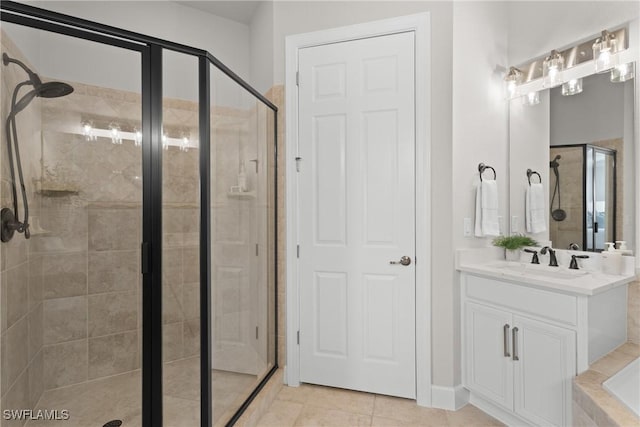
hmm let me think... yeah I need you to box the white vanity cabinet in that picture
[461,273,607,427]
[464,301,575,427]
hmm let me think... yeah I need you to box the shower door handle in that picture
[390,256,411,266]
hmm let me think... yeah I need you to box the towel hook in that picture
[478,163,496,182]
[526,169,542,185]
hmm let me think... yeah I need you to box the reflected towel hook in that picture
[478,163,496,181]
[526,169,542,185]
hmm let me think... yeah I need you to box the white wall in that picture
[250,0,274,95]
[507,1,640,65]
[18,1,252,101]
[451,0,509,386]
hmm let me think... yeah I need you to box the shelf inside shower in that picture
[34,180,80,197]
[227,190,256,199]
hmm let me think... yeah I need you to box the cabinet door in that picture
[464,302,513,410]
[513,316,576,427]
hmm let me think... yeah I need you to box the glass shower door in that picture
[1,21,144,426]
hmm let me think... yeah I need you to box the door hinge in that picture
[296,71,299,86]
[256,326,259,340]
[256,243,259,256]
[297,330,300,345]
[297,244,300,258]
[141,242,151,274]
[295,157,302,172]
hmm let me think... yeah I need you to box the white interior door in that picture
[297,31,416,398]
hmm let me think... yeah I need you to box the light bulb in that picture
[561,78,583,96]
[593,30,618,73]
[109,124,122,145]
[134,130,143,147]
[522,91,540,106]
[180,137,189,152]
[611,62,634,83]
[543,50,564,88]
[82,121,96,141]
[504,66,522,99]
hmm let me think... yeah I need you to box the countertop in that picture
[456,247,637,296]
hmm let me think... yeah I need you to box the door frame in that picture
[285,13,432,406]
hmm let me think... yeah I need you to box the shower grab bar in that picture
[526,169,542,185]
[478,163,496,181]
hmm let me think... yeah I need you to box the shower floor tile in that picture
[25,357,256,427]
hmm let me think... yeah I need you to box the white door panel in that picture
[298,31,416,398]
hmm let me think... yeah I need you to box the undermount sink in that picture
[492,262,590,280]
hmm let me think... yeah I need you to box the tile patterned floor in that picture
[24,357,256,427]
[257,384,505,427]
[21,358,503,427]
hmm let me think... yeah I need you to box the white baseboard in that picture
[431,384,470,410]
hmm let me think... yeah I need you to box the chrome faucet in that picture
[569,254,589,270]
[523,248,539,264]
[540,246,558,267]
[568,243,580,250]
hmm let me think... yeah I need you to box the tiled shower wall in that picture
[0,31,44,426]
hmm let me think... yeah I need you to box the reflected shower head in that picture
[550,154,561,169]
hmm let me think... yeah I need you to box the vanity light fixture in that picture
[522,91,540,106]
[593,30,618,72]
[543,50,564,88]
[561,78,583,96]
[79,118,194,149]
[611,62,634,83]
[504,66,523,98]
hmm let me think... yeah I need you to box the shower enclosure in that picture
[549,144,617,252]
[0,3,277,427]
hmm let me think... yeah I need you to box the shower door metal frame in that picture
[0,3,279,427]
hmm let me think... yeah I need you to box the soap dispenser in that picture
[602,242,622,275]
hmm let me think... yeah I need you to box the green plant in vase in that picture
[492,234,538,261]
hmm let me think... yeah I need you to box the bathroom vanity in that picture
[457,248,636,427]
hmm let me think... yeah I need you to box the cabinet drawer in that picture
[464,274,577,326]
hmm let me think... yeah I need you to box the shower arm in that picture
[3,80,34,236]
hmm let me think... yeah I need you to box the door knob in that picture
[390,256,411,266]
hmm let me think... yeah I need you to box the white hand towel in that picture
[475,180,500,237]
[525,183,546,233]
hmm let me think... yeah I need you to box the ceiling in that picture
[176,1,262,25]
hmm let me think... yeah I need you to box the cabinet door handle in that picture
[512,327,519,361]
[503,324,510,357]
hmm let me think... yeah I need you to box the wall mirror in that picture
[509,53,637,254]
